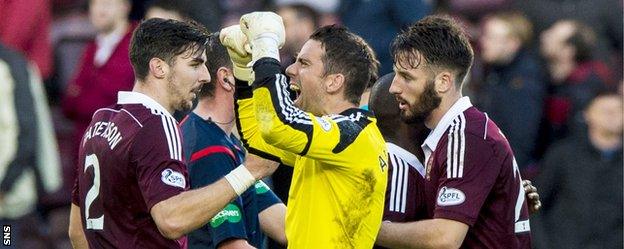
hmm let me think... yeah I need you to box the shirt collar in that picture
[117,91,174,118]
[422,96,472,152]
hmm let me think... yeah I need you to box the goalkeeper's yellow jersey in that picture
[235,58,388,249]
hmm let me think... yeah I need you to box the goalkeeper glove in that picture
[240,11,285,63]
[219,25,254,83]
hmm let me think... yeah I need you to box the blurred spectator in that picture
[437,0,511,21]
[338,0,430,75]
[539,20,614,152]
[145,0,188,21]
[473,12,545,171]
[532,92,623,249]
[184,0,224,32]
[277,4,320,70]
[220,0,270,26]
[61,0,135,180]
[515,0,622,65]
[275,0,339,14]
[0,43,62,248]
[0,0,53,79]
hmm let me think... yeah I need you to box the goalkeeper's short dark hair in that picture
[309,25,379,105]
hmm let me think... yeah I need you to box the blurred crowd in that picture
[0,0,621,248]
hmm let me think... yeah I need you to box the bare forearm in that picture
[152,178,238,238]
[376,219,467,249]
[259,203,287,245]
[68,204,88,249]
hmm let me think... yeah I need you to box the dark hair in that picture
[147,0,188,18]
[280,4,320,28]
[391,15,474,87]
[199,32,232,99]
[129,18,209,81]
[565,21,596,63]
[309,25,379,105]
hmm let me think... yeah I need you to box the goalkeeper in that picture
[220,12,388,249]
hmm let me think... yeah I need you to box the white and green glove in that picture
[240,12,285,63]
[219,25,253,83]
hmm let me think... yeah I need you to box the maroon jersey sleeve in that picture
[433,132,501,226]
[131,116,189,211]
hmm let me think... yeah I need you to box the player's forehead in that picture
[176,44,207,63]
[297,39,324,61]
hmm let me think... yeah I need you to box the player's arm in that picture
[68,203,88,249]
[259,204,287,245]
[239,13,379,165]
[186,148,261,248]
[255,182,287,245]
[377,218,468,249]
[150,154,278,239]
[220,24,297,166]
[235,81,297,166]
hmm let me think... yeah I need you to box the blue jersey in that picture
[181,112,281,249]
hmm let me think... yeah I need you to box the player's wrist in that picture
[224,164,255,196]
[251,33,280,62]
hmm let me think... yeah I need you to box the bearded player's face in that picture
[389,59,441,125]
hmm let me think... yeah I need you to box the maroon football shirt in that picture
[382,142,427,223]
[422,97,531,249]
[71,91,189,248]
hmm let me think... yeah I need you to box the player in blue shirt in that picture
[181,33,287,249]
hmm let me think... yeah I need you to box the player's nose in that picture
[199,64,210,84]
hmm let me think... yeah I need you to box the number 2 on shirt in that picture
[84,154,104,230]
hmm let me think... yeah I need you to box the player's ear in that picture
[149,57,169,79]
[324,73,345,94]
[434,71,453,94]
[216,66,234,91]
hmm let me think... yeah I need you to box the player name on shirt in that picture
[82,120,123,150]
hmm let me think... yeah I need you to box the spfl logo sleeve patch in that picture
[210,204,242,228]
[437,186,466,206]
[161,168,186,189]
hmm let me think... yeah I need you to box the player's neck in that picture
[323,97,357,116]
[132,81,176,115]
[426,92,462,129]
[194,98,235,134]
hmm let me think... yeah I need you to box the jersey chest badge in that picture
[426,156,433,180]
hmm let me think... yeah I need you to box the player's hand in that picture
[523,180,541,214]
[244,153,279,180]
[240,11,285,62]
[219,25,254,83]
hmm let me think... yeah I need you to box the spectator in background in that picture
[145,0,188,21]
[474,12,545,172]
[277,4,320,71]
[0,0,53,79]
[515,0,622,68]
[539,20,614,151]
[533,92,623,249]
[339,0,431,75]
[61,0,135,169]
[0,43,62,248]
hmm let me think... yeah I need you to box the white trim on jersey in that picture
[386,142,424,213]
[386,142,425,177]
[274,74,313,125]
[159,113,182,161]
[447,114,466,179]
[92,108,143,128]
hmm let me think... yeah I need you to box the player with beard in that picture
[376,16,532,249]
[221,13,387,248]
[68,19,279,249]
